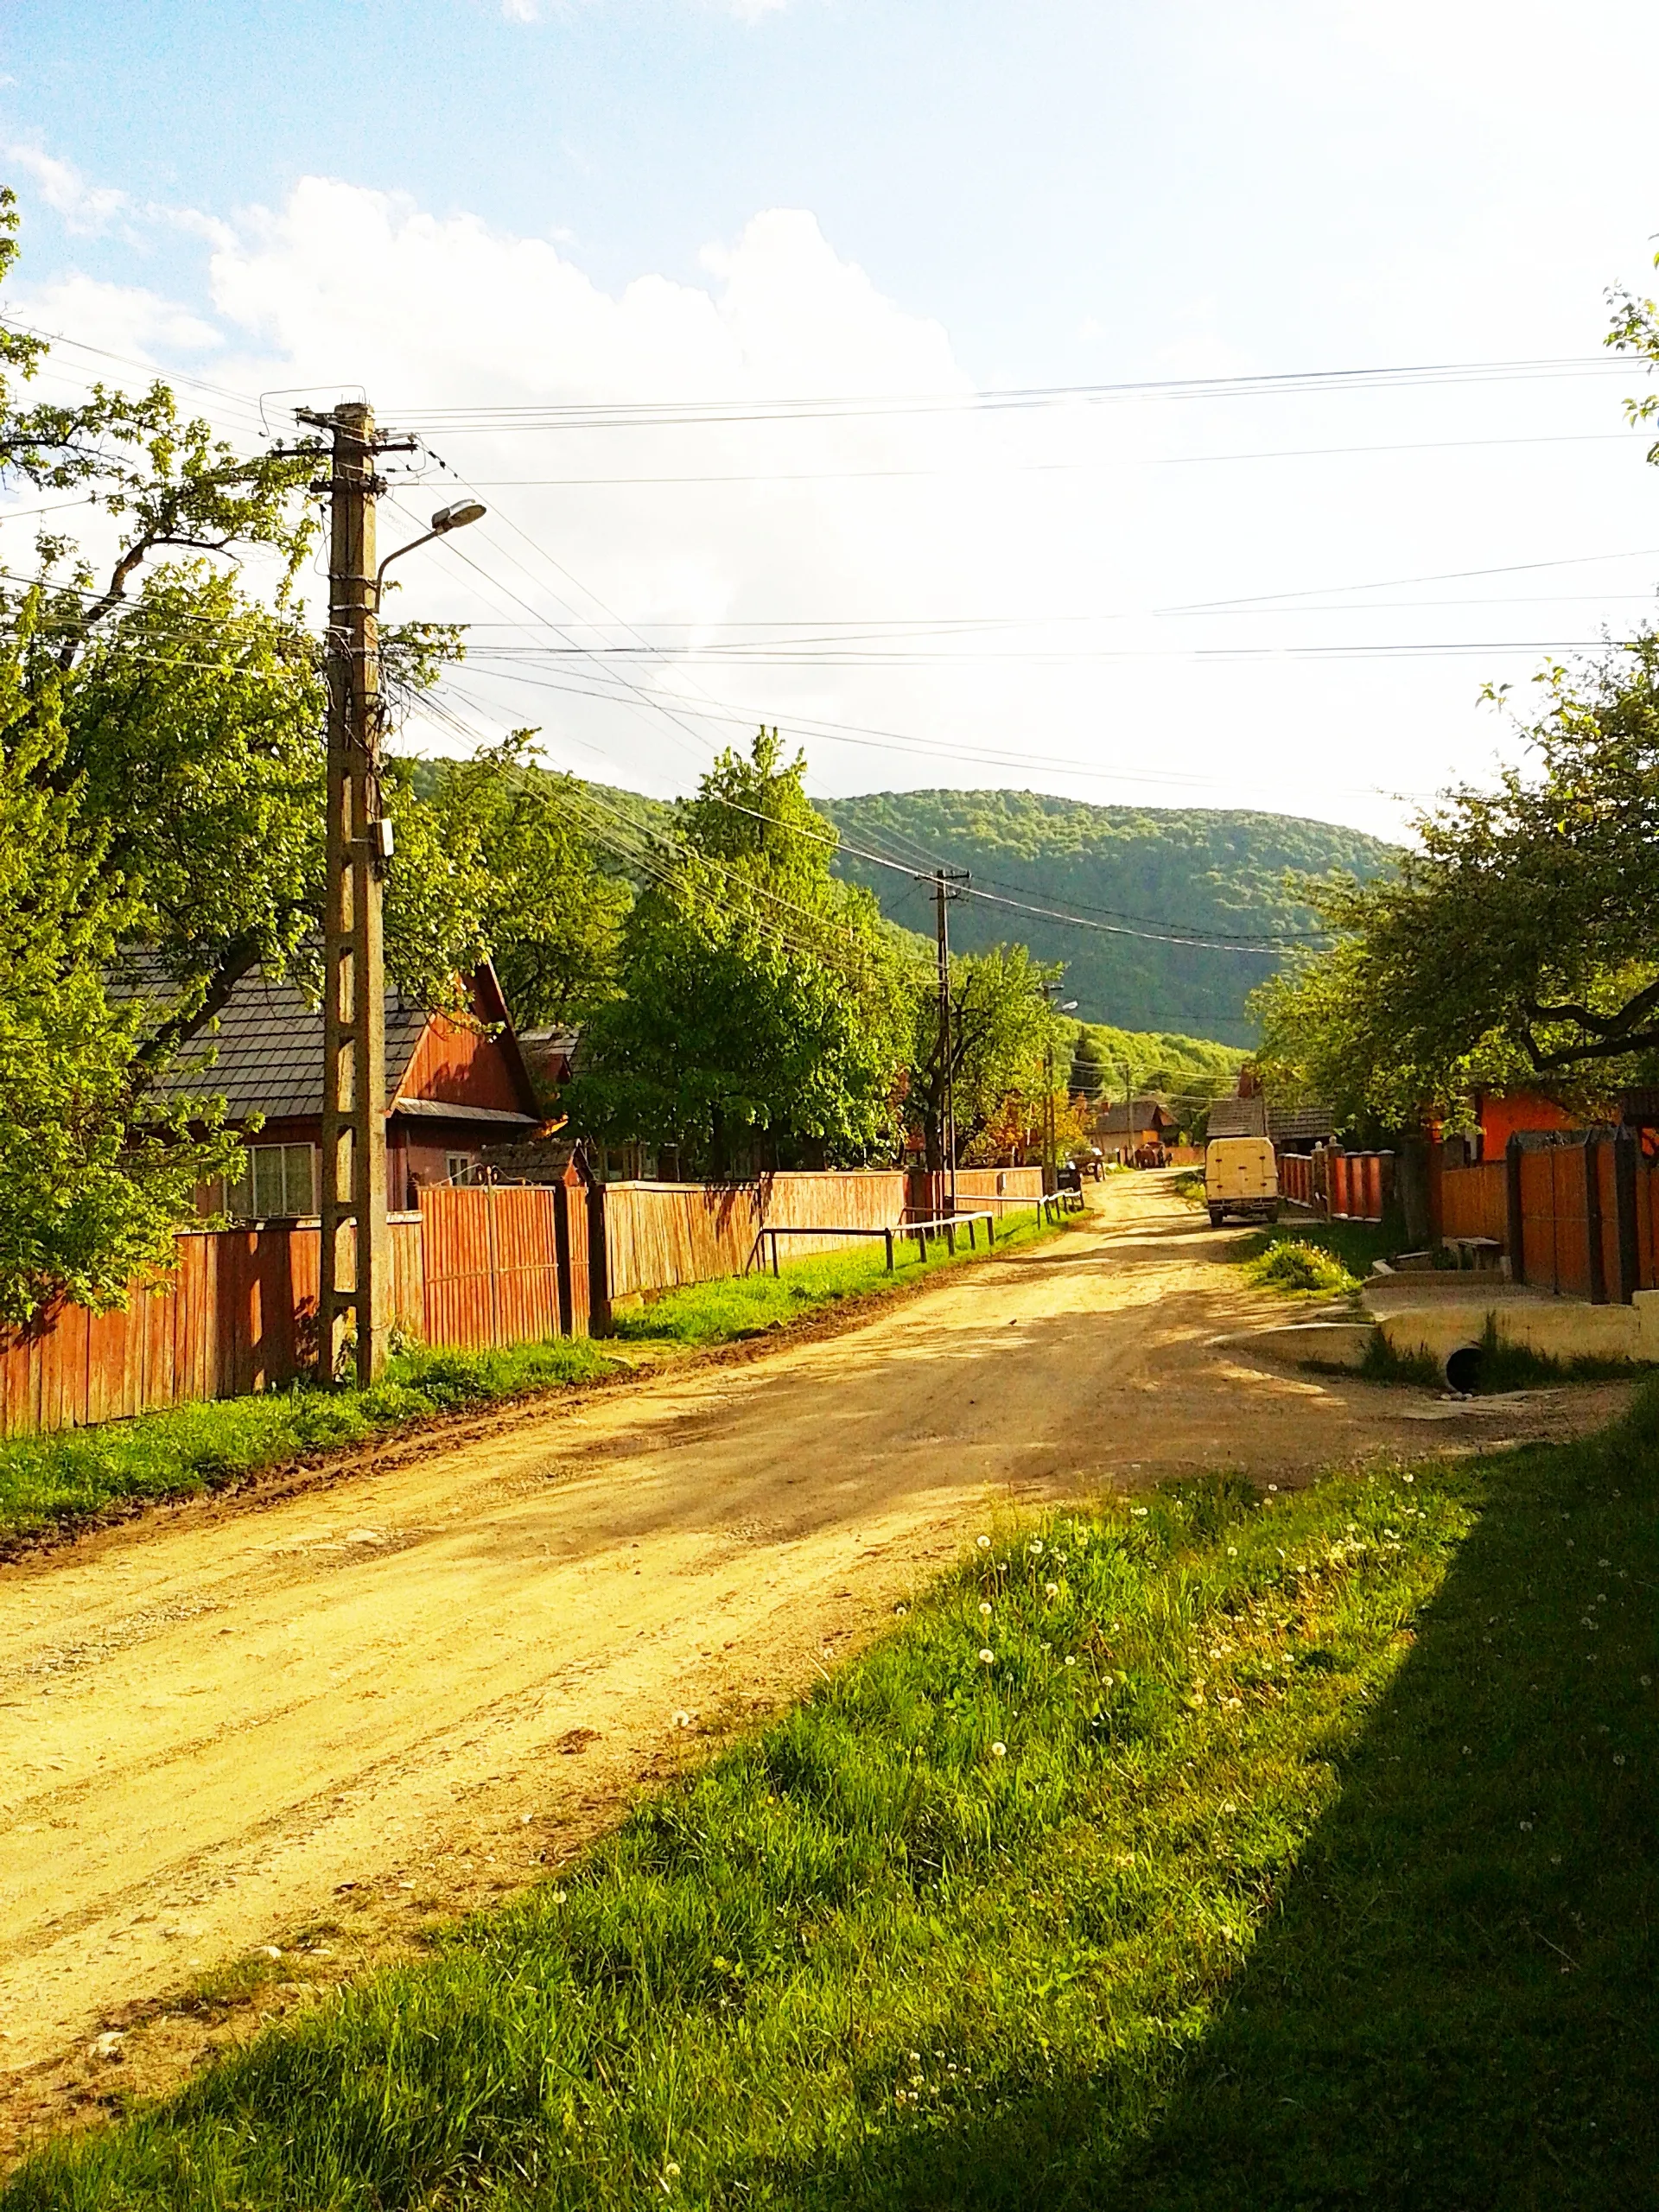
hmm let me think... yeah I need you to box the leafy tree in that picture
[419,738,630,1030]
[1251,629,1659,1129]
[907,943,1060,1168]
[569,731,908,1174]
[0,602,238,1324]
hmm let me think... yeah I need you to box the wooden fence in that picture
[602,1171,922,1299]
[1329,1151,1394,1224]
[2,1164,1050,1439]
[1440,1160,1508,1246]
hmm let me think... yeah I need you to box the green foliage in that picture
[569,732,911,1173]
[1243,1238,1359,1296]
[1069,1021,1246,1121]
[909,941,1060,1169]
[1255,626,1659,1128]
[18,1412,1656,2207]
[823,789,1396,1044]
[0,601,239,1323]
[1230,1214,1394,1284]
[417,738,631,1029]
[0,1336,619,1543]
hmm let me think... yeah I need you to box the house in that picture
[1094,1096,1182,1155]
[149,963,543,1218]
[1205,1091,1333,1154]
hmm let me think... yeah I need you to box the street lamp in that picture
[374,499,487,607]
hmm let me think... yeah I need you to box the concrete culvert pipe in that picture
[1444,1342,1484,1395]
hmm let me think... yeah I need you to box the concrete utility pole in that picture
[932,868,969,1214]
[300,401,403,1387]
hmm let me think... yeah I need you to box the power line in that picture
[381,351,1635,433]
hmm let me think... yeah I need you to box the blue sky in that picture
[4,1,1659,833]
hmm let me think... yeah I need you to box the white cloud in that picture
[8,167,1649,838]
[3,144,129,235]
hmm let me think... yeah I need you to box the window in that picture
[445,1152,480,1187]
[226,1143,316,1220]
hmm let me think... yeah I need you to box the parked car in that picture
[1204,1136,1280,1225]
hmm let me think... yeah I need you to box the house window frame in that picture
[226,1142,317,1221]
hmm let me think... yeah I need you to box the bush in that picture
[1246,1238,1358,1295]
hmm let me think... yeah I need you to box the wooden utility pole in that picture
[299,400,404,1387]
[932,868,968,1214]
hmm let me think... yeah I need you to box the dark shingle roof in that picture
[130,963,431,1119]
[1205,1094,1270,1138]
[1096,1096,1179,1136]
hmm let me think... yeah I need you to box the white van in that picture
[1204,1137,1280,1226]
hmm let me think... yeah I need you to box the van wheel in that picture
[1207,1205,1224,1226]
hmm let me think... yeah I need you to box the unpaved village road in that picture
[0,1175,1620,2128]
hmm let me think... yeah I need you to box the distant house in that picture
[149,963,542,1218]
[1094,1096,1182,1154]
[1206,1090,1333,1153]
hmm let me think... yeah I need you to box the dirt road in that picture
[0,1176,1618,2133]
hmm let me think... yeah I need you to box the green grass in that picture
[13,1399,1656,2208]
[0,1338,618,1546]
[1242,1236,1360,1298]
[1231,1213,1393,1286]
[613,1209,1063,1346]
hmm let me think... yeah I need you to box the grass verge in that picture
[0,1339,620,1548]
[13,1399,1656,2208]
[613,1207,1065,1346]
[1230,1213,1393,1287]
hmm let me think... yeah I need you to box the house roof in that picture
[1205,1094,1270,1138]
[1095,1096,1178,1135]
[1205,1094,1334,1142]
[122,957,531,1122]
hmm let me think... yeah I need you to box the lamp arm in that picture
[373,527,442,608]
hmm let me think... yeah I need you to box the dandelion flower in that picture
[1065,1656,1077,1669]
[1045,1580,1059,1598]
[979,1600,993,1617]
[664,2163,681,2181]
[1226,1545,1237,1557]
[673,1710,694,1729]
[551,1891,568,1905]
[979,1647,995,1664]
[976,1535,992,1549]
[990,1740,1007,1758]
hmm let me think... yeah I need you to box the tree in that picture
[568,732,908,1174]
[0,602,238,1324]
[906,943,1060,1168]
[419,739,630,1031]
[1252,629,1659,1129]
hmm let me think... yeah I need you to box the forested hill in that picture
[817,791,1398,1045]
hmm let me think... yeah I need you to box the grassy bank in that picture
[14,1399,1656,2207]
[0,1213,1068,1544]
[0,1338,619,1547]
[614,1206,1063,1346]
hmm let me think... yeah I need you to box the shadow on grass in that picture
[781,1410,1659,2210]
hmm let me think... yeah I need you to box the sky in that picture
[3,0,1659,839]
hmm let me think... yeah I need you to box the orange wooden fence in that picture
[2,1165,1046,1439]
[1440,1160,1508,1246]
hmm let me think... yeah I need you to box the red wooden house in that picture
[154,963,543,1219]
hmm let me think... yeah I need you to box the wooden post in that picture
[1505,1137,1526,1287]
[1614,1129,1640,1305]
[1585,1135,1606,1305]
[884,1228,894,1274]
[311,400,391,1388]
